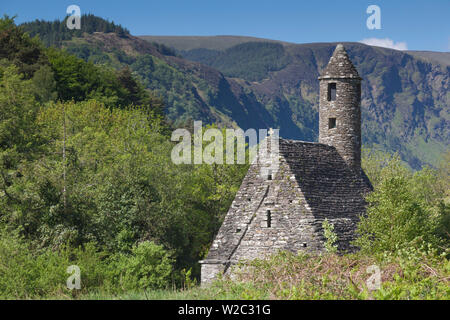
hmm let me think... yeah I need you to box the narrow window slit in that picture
[327,83,336,101]
[328,117,336,129]
[267,210,272,228]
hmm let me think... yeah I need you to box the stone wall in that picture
[319,78,362,171]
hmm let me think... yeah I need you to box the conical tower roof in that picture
[318,44,361,80]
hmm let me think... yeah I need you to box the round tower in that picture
[318,44,362,170]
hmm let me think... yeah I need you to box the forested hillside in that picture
[0,16,248,297]
[21,14,130,47]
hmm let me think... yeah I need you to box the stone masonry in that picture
[199,44,373,285]
[318,43,363,171]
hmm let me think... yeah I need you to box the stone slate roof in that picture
[318,44,362,80]
[278,139,372,215]
[204,138,372,263]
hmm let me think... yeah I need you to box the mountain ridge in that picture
[138,35,287,51]
[21,19,449,169]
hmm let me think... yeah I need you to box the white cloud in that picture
[359,38,408,51]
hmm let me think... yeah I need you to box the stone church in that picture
[199,44,373,285]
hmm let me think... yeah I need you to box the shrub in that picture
[0,228,108,298]
[0,228,46,299]
[108,241,174,292]
[355,156,444,254]
[215,250,449,300]
[322,219,338,254]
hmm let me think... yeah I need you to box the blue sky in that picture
[2,0,449,51]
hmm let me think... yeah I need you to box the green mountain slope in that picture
[49,32,275,131]
[148,38,449,169]
[22,18,449,169]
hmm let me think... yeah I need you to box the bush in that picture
[108,241,174,292]
[0,229,174,298]
[0,228,108,298]
[213,250,449,300]
[322,219,338,254]
[356,155,445,254]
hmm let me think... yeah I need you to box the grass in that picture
[47,249,449,300]
[81,287,237,300]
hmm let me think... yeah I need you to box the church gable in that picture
[205,139,372,267]
[229,151,320,262]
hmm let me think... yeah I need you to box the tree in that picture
[355,155,444,254]
[0,16,48,78]
[31,64,57,102]
[0,63,46,237]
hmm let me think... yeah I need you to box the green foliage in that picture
[0,228,108,299]
[46,48,159,111]
[357,152,448,254]
[0,93,246,289]
[183,42,290,81]
[0,227,176,298]
[370,245,449,300]
[0,62,42,152]
[151,42,178,57]
[31,64,57,102]
[21,14,130,47]
[207,250,449,300]
[0,63,48,235]
[131,54,214,124]
[361,147,397,188]
[64,43,113,65]
[0,16,268,298]
[1,17,164,117]
[322,219,338,254]
[108,241,174,291]
[0,15,49,78]
[181,268,197,290]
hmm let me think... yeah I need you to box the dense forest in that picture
[21,14,130,47]
[0,16,448,299]
[182,42,291,81]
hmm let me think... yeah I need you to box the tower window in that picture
[267,169,272,180]
[266,210,272,228]
[327,83,336,101]
[328,118,336,129]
